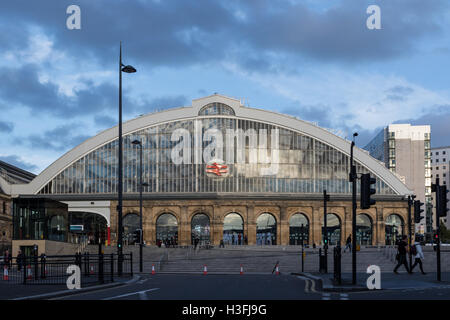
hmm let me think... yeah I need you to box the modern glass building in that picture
[2,94,413,246]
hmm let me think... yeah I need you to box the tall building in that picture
[431,146,450,230]
[0,94,413,253]
[0,160,35,252]
[364,124,431,235]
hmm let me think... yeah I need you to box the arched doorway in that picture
[191,213,210,245]
[323,213,341,245]
[385,214,404,245]
[123,213,139,245]
[256,213,277,245]
[356,214,373,245]
[223,213,244,245]
[289,213,309,245]
[68,212,107,245]
[156,213,178,246]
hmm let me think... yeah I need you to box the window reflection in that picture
[289,214,309,245]
[385,214,404,245]
[223,213,244,245]
[257,213,277,245]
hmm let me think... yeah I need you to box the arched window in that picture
[223,213,244,245]
[68,211,107,245]
[256,213,277,245]
[198,103,235,116]
[323,213,341,245]
[123,213,139,245]
[289,214,309,245]
[191,213,210,245]
[156,213,178,245]
[356,214,373,245]
[385,214,404,245]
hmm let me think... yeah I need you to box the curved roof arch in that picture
[11,94,412,196]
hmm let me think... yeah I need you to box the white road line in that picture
[103,288,160,300]
[139,291,148,300]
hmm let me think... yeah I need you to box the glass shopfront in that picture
[323,213,341,245]
[156,213,178,245]
[68,212,107,244]
[223,213,244,245]
[385,214,404,245]
[13,198,68,242]
[356,214,373,245]
[257,213,277,245]
[289,213,309,245]
[191,214,210,245]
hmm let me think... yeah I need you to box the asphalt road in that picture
[54,274,322,300]
[48,273,450,301]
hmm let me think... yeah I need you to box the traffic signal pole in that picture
[434,178,441,281]
[323,190,329,273]
[407,195,415,270]
[350,133,357,285]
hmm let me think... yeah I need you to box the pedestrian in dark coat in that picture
[394,235,411,274]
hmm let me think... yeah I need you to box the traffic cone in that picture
[275,265,280,275]
[151,264,156,275]
[3,265,8,281]
[240,265,244,275]
[27,265,32,280]
[203,264,207,275]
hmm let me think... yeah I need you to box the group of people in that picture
[1,249,24,271]
[256,232,275,245]
[156,237,178,248]
[223,233,246,245]
[393,235,426,274]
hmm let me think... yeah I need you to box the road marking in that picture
[340,293,349,300]
[296,276,312,293]
[103,288,160,300]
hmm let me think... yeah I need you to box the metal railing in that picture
[1,253,132,285]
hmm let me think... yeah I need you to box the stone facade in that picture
[108,198,409,246]
[0,194,12,250]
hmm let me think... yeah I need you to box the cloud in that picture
[17,124,91,152]
[0,155,38,172]
[0,121,14,133]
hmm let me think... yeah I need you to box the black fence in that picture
[333,246,342,285]
[0,253,132,286]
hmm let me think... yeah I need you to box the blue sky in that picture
[0,0,449,174]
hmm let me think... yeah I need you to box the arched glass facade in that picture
[38,115,396,196]
[356,214,372,245]
[123,213,139,245]
[289,213,309,245]
[223,213,244,245]
[191,214,210,244]
[257,213,276,245]
[385,214,404,245]
[156,213,178,245]
[323,213,341,245]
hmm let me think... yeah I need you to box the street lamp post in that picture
[118,42,136,276]
[132,139,148,273]
[350,132,358,285]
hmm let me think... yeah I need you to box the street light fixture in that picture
[132,139,147,273]
[118,42,136,276]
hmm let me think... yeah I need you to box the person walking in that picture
[394,235,411,274]
[344,234,352,253]
[16,250,23,271]
[3,249,9,270]
[238,233,242,245]
[410,241,426,274]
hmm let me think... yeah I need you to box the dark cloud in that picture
[0,121,14,133]
[0,155,38,172]
[0,0,447,75]
[17,124,91,152]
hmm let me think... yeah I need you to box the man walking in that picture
[410,241,426,275]
[344,234,352,253]
[394,235,411,274]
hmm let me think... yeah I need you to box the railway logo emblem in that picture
[206,160,228,177]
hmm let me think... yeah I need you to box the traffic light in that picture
[360,173,376,209]
[414,200,424,223]
[438,185,449,217]
[134,229,142,244]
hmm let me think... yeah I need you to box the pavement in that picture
[298,271,450,292]
[2,275,139,300]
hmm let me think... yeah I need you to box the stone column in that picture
[247,205,256,245]
[142,203,153,245]
[312,205,322,246]
[377,207,385,246]
[179,206,190,246]
[280,205,289,245]
[212,205,222,246]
